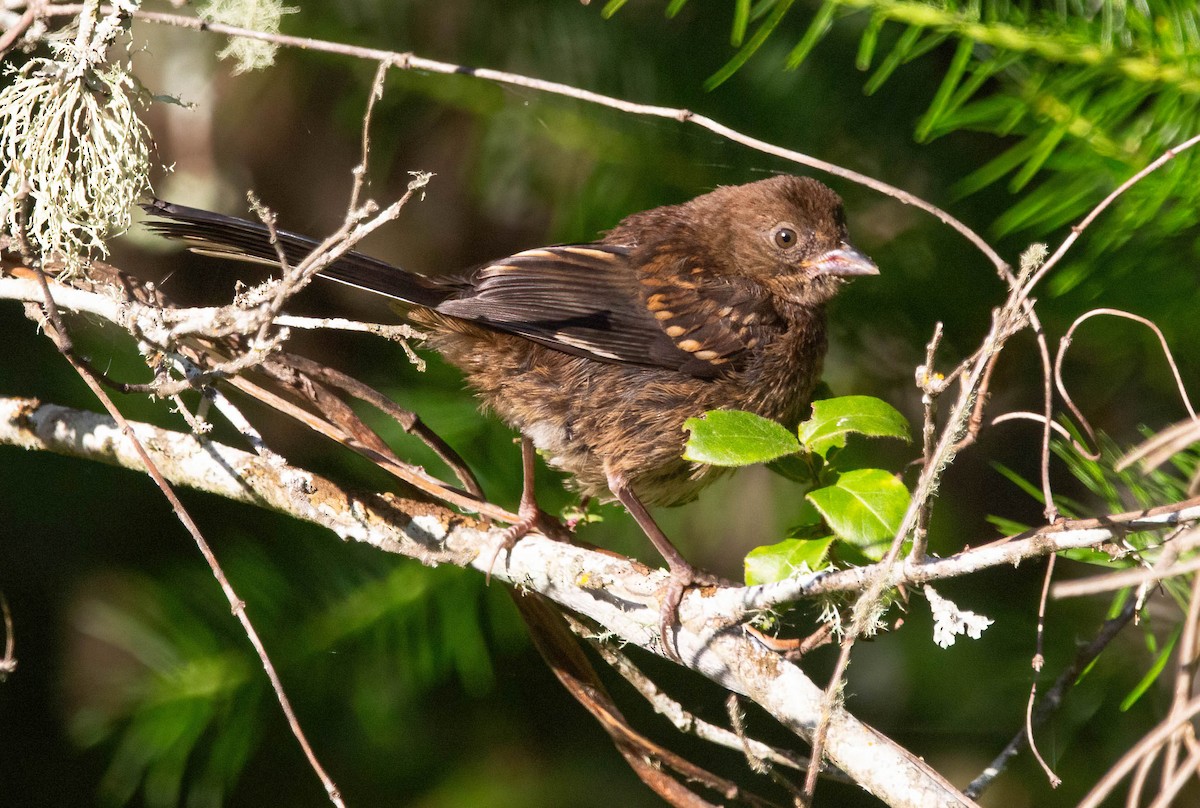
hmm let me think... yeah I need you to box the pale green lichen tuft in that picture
[0,55,152,268]
[201,0,298,75]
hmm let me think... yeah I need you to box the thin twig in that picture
[726,694,806,800]
[1058,309,1197,435]
[1076,693,1200,808]
[64,364,346,807]
[1032,313,1058,523]
[0,2,41,58]
[348,60,389,214]
[989,411,1093,456]
[1020,133,1200,302]
[1128,748,1159,808]
[964,598,1137,798]
[572,616,825,779]
[1147,743,1200,808]
[1023,555,1061,787]
[1050,528,1200,599]
[0,592,15,681]
[29,267,346,808]
[42,3,1010,278]
[910,321,945,562]
[1161,569,1200,794]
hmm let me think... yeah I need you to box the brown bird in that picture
[145,175,878,650]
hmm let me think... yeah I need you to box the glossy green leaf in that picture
[767,453,822,485]
[684,410,800,466]
[797,396,910,458]
[806,469,910,559]
[744,537,834,585]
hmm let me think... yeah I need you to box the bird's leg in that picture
[607,472,721,660]
[482,437,568,583]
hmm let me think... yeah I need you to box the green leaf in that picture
[864,24,922,95]
[731,0,751,46]
[744,538,834,585]
[665,0,689,18]
[784,0,838,70]
[1058,547,1131,567]
[807,469,910,559]
[916,37,974,142]
[684,410,800,466]
[766,453,822,485]
[985,514,1031,536]
[797,396,910,458]
[1120,626,1180,711]
[599,0,630,19]
[855,12,886,71]
[704,0,796,90]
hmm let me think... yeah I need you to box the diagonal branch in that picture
[0,394,976,808]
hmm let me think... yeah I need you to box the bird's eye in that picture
[772,226,798,249]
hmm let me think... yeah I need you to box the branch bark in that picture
[0,394,977,808]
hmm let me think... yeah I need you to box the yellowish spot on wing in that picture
[562,247,615,260]
[514,248,559,260]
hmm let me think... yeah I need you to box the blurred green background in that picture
[2,1,1199,805]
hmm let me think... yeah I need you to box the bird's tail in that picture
[142,199,450,308]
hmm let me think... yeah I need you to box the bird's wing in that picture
[436,244,779,378]
[635,244,782,378]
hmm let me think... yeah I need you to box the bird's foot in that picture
[482,501,569,585]
[659,563,727,662]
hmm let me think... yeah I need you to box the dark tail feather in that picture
[141,199,450,309]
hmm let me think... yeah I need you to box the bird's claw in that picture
[658,565,725,662]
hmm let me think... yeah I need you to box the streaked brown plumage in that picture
[145,175,878,651]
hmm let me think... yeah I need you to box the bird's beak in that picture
[809,242,879,278]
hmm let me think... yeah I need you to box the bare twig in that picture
[1020,133,1200,301]
[27,286,346,806]
[1058,309,1197,437]
[910,321,945,562]
[1024,555,1062,787]
[1147,742,1200,808]
[1076,693,1200,808]
[0,1,42,58]
[40,3,1009,278]
[348,60,390,214]
[964,598,1137,798]
[726,694,806,800]
[1117,417,1200,476]
[1051,528,1200,599]
[572,616,824,779]
[1161,569,1200,795]
[989,411,1094,456]
[0,592,15,681]
[0,396,983,807]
